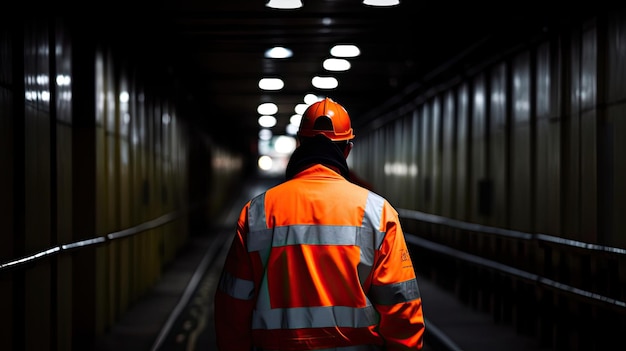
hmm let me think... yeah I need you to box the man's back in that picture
[265,164,370,227]
[214,97,424,351]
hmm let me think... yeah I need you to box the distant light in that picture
[304,94,323,105]
[312,76,339,89]
[258,115,277,128]
[257,102,278,115]
[259,78,284,90]
[265,46,293,59]
[258,155,273,171]
[330,44,360,58]
[274,135,297,154]
[259,128,273,140]
[295,103,309,115]
[266,0,303,9]
[323,58,351,71]
[286,123,299,135]
[290,114,302,126]
[363,0,400,6]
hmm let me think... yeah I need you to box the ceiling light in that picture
[274,135,297,154]
[330,44,360,58]
[304,94,323,105]
[295,104,308,115]
[259,128,273,140]
[286,123,299,135]
[265,46,293,59]
[363,0,400,6]
[258,115,277,128]
[312,76,339,89]
[323,58,351,71]
[266,0,303,9]
[257,102,278,115]
[290,114,302,126]
[258,78,284,90]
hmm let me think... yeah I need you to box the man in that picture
[214,97,425,350]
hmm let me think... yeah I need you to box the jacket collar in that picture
[285,135,350,180]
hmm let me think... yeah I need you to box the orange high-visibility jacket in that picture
[215,164,425,351]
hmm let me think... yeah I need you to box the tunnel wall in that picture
[350,9,626,350]
[0,18,244,350]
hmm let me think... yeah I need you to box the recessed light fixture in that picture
[330,44,361,58]
[265,46,293,59]
[363,0,400,6]
[259,128,273,140]
[257,102,278,115]
[286,123,299,135]
[312,76,339,89]
[274,135,297,154]
[323,58,351,71]
[295,104,309,115]
[266,0,303,9]
[259,78,284,90]
[304,94,323,105]
[290,114,302,126]
[258,115,277,128]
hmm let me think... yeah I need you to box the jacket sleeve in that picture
[369,201,425,350]
[214,203,256,351]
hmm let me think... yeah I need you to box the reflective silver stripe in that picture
[248,193,272,310]
[252,304,379,330]
[246,190,390,323]
[218,270,255,300]
[246,191,386,252]
[362,192,384,245]
[368,278,421,305]
[247,224,381,290]
[249,225,365,249]
[248,193,267,232]
[250,225,380,312]
[247,227,274,252]
[359,192,386,288]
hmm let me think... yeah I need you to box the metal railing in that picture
[398,208,626,310]
[0,210,183,273]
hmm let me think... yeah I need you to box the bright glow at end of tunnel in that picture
[258,155,273,171]
[273,135,296,154]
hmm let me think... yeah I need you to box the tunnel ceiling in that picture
[75,1,600,151]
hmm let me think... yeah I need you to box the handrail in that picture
[397,208,626,256]
[0,210,183,273]
[398,207,626,311]
[405,235,626,310]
